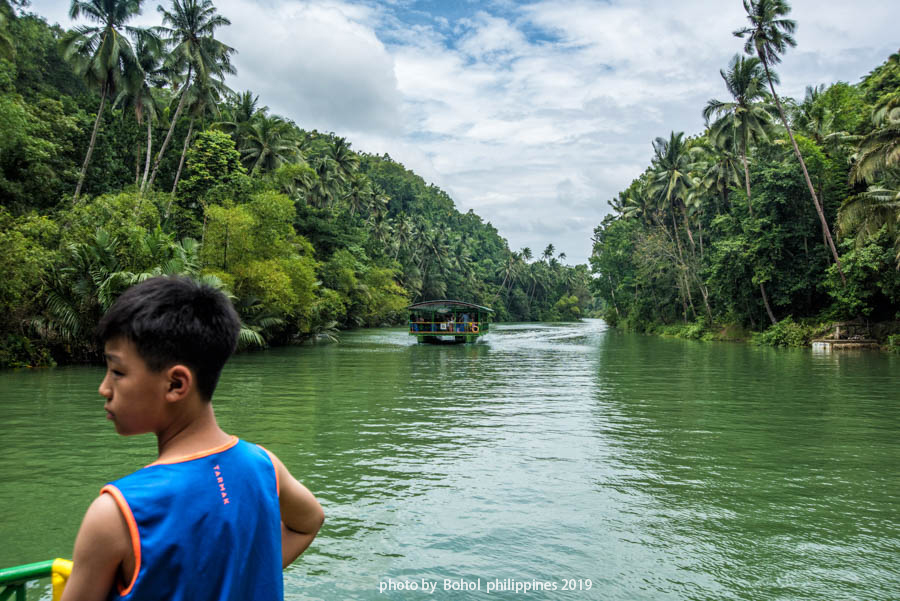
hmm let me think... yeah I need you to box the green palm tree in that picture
[215,90,268,150]
[144,0,234,193]
[113,27,165,190]
[703,53,775,215]
[694,139,741,213]
[241,115,300,176]
[649,132,694,250]
[0,0,26,58]
[520,247,532,262]
[328,137,360,183]
[171,74,229,193]
[271,162,316,205]
[62,0,143,204]
[496,250,521,302]
[0,10,14,60]
[344,172,373,217]
[838,187,899,249]
[541,243,555,263]
[392,214,414,260]
[850,103,900,184]
[311,156,341,208]
[734,0,845,283]
[32,229,122,359]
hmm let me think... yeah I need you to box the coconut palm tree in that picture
[215,90,267,150]
[694,140,741,213]
[541,243,555,263]
[703,54,775,215]
[144,0,234,193]
[734,0,845,283]
[113,27,165,190]
[241,115,300,176]
[170,73,229,194]
[62,0,143,204]
[850,101,900,185]
[344,172,373,218]
[649,132,694,249]
[328,137,360,183]
[0,11,14,60]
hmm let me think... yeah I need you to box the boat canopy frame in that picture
[407,300,494,313]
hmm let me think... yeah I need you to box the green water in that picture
[1,320,898,600]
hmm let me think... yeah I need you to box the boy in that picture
[61,276,324,601]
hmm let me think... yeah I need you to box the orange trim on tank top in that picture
[257,445,281,496]
[100,485,141,596]
[146,436,239,467]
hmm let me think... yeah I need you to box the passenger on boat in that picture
[61,276,324,601]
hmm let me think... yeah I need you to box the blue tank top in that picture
[101,437,283,601]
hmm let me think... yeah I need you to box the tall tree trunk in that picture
[144,67,192,193]
[670,206,685,264]
[607,274,620,318]
[73,82,108,204]
[698,219,704,259]
[135,119,154,215]
[682,207,696,252]
[741,149,754,216]
[141,117,153,192]
[759,282,777,325]
[699,280,712,320]
[682,271,698,320]
[689,265,712,320]
[135,138,141,186]
[171,117,194,195]
[760,56,846,285]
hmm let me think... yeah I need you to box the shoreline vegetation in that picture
[633,317,900,352]
[1,0,898,369]
[589,0,900,354]
[0,0,594,369]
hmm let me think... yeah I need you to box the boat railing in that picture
[409,321,483,334]
[0,559,72,601]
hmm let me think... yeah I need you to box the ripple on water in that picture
[2,320,899,600]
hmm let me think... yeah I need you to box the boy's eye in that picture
[111,369,124,377]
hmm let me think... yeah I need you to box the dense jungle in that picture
[589,9,900,348]
[0,0,593,368]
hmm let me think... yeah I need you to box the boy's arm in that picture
[60,494,130,601]
[269,452,325,568]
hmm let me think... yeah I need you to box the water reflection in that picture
[592,329,900,600]
[0,321,897,601]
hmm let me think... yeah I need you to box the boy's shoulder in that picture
[105,438,277,498]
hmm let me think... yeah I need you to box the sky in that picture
[35,0,898,264]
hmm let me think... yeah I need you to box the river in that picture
[1,320,898,600]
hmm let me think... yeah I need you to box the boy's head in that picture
[96,276,241,400]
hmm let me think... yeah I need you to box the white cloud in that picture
[218,0,402,134]
[35,0,899,263]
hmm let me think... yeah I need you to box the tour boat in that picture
[407,300,493,344]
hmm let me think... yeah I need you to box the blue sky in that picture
[36,0,899,264]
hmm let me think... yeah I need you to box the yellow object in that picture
[51,558,73,601]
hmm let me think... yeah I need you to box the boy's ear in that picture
[164,364,194,402]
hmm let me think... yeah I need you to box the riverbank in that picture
[625,317,900,352]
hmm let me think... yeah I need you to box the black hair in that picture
[96,276,241,400]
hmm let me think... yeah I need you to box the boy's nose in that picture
[98,374,112,399]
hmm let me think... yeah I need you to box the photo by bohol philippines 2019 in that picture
[0,0,898,599]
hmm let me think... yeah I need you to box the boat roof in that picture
[407,300,494,313]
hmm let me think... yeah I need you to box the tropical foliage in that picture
[0,2,590,367]
[590,1,900,341]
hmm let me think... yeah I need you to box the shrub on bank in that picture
[751,317,819,347]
